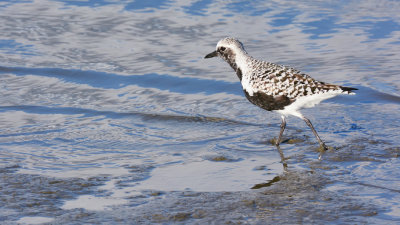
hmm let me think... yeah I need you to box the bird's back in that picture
[243,59,356,101]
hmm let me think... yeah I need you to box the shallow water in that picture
[1,0,400,224]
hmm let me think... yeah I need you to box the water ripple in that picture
[0,66,241,95]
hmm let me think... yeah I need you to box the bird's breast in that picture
[240,74,257,96]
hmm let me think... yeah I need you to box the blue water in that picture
[1,0,400,224]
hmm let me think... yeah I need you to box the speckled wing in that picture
[251,63,355,100]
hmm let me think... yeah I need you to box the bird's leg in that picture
[276,145,288,172]
[301,116,328,151]
[276,115,286,146]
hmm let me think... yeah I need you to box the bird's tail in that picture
[321,83,358,93]
[340,86,358,93]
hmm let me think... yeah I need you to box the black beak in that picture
[204,50,218,59]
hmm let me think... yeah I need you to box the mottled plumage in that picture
[205,37,357,151]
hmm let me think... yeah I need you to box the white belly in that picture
[277,91,344,118]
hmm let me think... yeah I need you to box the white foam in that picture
[17,216,54,224]
[62,194,128,211]
[133,159,282,192]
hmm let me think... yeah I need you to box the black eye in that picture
[219,47,226,52]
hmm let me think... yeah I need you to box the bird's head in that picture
[204,37,247,64]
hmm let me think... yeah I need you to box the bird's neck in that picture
[226,49,251,81]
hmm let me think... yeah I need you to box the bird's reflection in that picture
[251,145,288,189]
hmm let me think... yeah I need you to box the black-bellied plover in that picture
[205,37,357,150]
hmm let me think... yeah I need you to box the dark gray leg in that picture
[276,145,288,172]
[302,116,328,151]
[276,115,286,146]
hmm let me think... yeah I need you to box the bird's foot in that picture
[317,143,328,152]
[316,141,328,151]
[317,143,328,160]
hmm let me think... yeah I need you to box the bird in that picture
[204,37,357,151]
